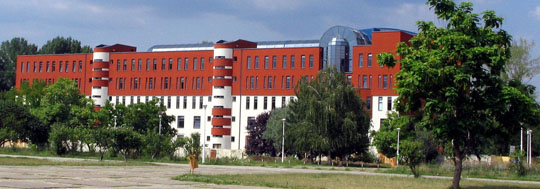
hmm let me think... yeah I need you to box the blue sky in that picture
[1,0,539,90]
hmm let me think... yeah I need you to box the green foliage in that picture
[286,66,370,160]
[371,112,410,158]
[143,131,174,160]
[0,38,38,91]
[247,111,275,156]
[110,127,144,160]
[503,38,540,84]
[400,140,425,178]
[0,99,46,147]
[509,150,527,176]
[48,123,70,155]
[263,107,288,154]
[39,36,92,54]
[184,133,201,158]
[16,79,47,108]
[92,128,113,160]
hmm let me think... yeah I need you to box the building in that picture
[16,26,414,150]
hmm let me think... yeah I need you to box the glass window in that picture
[153,59,157,70]
[196,77,201,89]
[378,97,383,111]
[134,78,139,89]
[177,58,182,70]
[123,60,127,71]
[264,97,268,109]
[138,59,142,71]
[58,62,62,72]
[347,75,352,84]
[79,61,82,72]
[367,97,372,109]
[52,61,55,72]
[132,59,135,71]
[264,56,269,69]
[309,55,314,68]
[169,58,173,70]
[146,59,150,71]
[200,58,204,70]
[193,116,201,129]
[167,96,171,108]
[39,62,42,72]
[272,56,277,69]
[272,97,276,109]
[250,76,254,89]
[246,96,250,109]
[359,54,364,67]
[383,75,388,89]
[368,53,372,67]
[164,77,169,89]
[247,56,251,69]
[34,62,37,72]
[199,96,203,109]
[149,78,154,89]
[184,58,189,70]
[180,77,185,89]
[387,97,392,111]
[73,61,77,72]
[291,55,295,68]
[363,75,368,88]
[254,56,259,69]
[192,96,196,109]
[177,116,184,128]
[193,58,198,70]
[254,97,258,110]
[282,55,287,69]
[176,96,180,109]
[286,76,291,89]
[301,55,305,68]
[183,96,187,109]
[46,62,50,72]
[268,76,273,89]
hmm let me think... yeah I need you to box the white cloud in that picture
[381,3,437,32]
[531,6,540,21]
[243,0,306,12]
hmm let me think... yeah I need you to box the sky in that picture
[1,0,539,92]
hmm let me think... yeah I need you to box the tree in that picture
[39,36,92,54]
[400,140,425,178]
[123,99,176,136]
[16,79,47,108]
[247,111,275,156]
[286,67,370,163]
[503,38,540,84]
[263,107,289,156]
[0,38,38,91]
[0,99,47,147]
[378,1,539,188]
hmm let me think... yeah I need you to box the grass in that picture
[0,157,153,166]
[381,163,540,181]
[173,173,540,189]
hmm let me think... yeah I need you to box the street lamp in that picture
[282,118,286,163]
[521,127,524,151]
[202,105,207,164]
[528,129,533,168]
[396,128,401,167]
[158,114,162,134]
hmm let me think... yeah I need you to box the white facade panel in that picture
[214,48,233,59]
[93,52,110,62]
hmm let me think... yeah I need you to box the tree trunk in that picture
[452,145,464,189]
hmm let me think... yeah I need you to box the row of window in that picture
[345,74,394,89]
[246,55,315,70]
[114,76,208,90]
[246,75,306,90]
[112,95,211,110]
[113,57,213,72]
[20,61,84,73]
[21,78,82,88]
[245,96,293,110]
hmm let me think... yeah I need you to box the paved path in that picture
[1,154,540,188]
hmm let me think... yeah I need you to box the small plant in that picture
[509,150,527,176]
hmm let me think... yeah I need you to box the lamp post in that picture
[521,127,524,151]
[397,128,401,167]
[202,105,207,164]
[158,114,162,134]
[528,129,532,168]
[282,118,286,163]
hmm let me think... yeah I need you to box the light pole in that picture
[521,127,524,151]
[396,128,401,167]
[158,114,162,134]
[282,118,286,163]
[528,129,532,168]
[202,105,207,164]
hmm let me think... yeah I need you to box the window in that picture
[272,97,276,109]
[39,62,43,72]
[368,53,372,67]
[79,61,82,72]
[148,78,154,89]
[159,58,164,70]
[200,58,204,70]
[64,61,69,72]
[199,96,203,109]
[309,55,314,68]
[250,76,254,89]
[254,56,259,69]
[383,75,388,89]
[131,59,135,71]
[46,62,50,72]
[378,75,381,88]
[247,56,251,69]
[286,76,291,89]
[122,96,126,105]
[246,96,250,109]
[369,75,372,88]
[347,75,352,84]
[118,78,124,89]
[268,76,273,89]
[192,96,196,109]
[264,56,269,69]
[282,96,286,107]
[52,61,56,72]
[138,59,142,71]
[363,75,368,88]
[180,77,185,89]
[264,97,268,109]
[184,58,189,70]
[123,60,127,71]
[194,116,201,129]
[73,61,77,72]
[359,54,364,67]
[193,58,198,70]
[177,58,182,70]
[272,56,277,69]
[367,97,372,109]
[196,77,201,89]
[291,55,295,68]
[164,77,169,89]
[282,55,287,69]
[59,62,62,72]
[134,78,139,89]
[169,58,173,70]
[176,96,180,109]
[301,55,305,68]
[390,75,393,89]
[378,97,383,111]
[387,97,392,111]
[183,96,187,109]
[254,97,258,110]
[153,59,157,70]
[146,59,150,71]
[33,62,37,72]
[137,96,140,104]
[177,116,184,128]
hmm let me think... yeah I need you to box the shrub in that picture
[509,150,527,176]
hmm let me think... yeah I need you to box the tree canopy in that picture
[378,0,540,188]
[39,36,92,54]
[503,38,540,84]
[0,38,38,91]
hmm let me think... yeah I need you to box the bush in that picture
[400,140,425,178]
[48,123,70,155]
[110,127,143,160]
[509,150,527,176]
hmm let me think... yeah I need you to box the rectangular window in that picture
[119,78,124,89]
[272,96,276,109]
[117,60,121,71]
[193,116,201,129]
[64,61,68,72]
[264,97,268,109]
[169,58,173,70]
[383,75,388,89]
[378,97,383,111]
[254,56,259,69]
[268,76,273,89]
[363,75,368,88]
[46,62,50,72]
[39,62,43,72]
[146,59,150,71]
[359,54,364,67]
[193,58,198,70]
[309,55,314,68]
[291,55,295,68]
[264,56,269,69]
[199,96,203,109]
[246,96,250,109]
[58,62,62,72]
[153,59,157,70]
[161,58,166,70]
[200,58,204,70]
[282,55,287,69]
[79,61,82,72]
[52,61,55,72]
[149,78,154,89]
[387,97,392,111]
[176,96,180,109]
[247,56,251,69]
[301,55,305,68]
[134,78,139,89]
[138,59,142,71]
[184,58,189,70]
[177,58,182,70]
[272,56,277,69]
[347,75,352,84]
[131,59,135,71]
[180,77,185,89]
[177,116,184,128]
[282,96,286,107]
[192,96,196,109]
[34,62,37,72]
[250,76,254,89]
[368,53,372,67]
[254,97,258,110]
[369,75,372,88]
[183,96,187,109]
[123,60,127,71]
[73,61,77,72]
[196,77,201,89]
[367,97,372,109]
[167,96,171,108]
[164,77,169,89]
[21,62,24,73]
[286,76,291,89]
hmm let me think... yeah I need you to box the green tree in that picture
[39,36,92,54]
[263,107,289,156]
[378,1,539,188]
[184,133,201,158]
[0,99,47,147]
[123,99,175,136]
[0,38,38,91]
[16,79,47,108]
[400,140,425,178]
[287,67,370,162]
[371,112,410,158]
[503,38,540,84]
[111,127,144,160]
[247,111,275,156]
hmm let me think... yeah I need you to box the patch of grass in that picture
[380,163,540,182]
[0,157,153,166]
[173,173,540,189]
